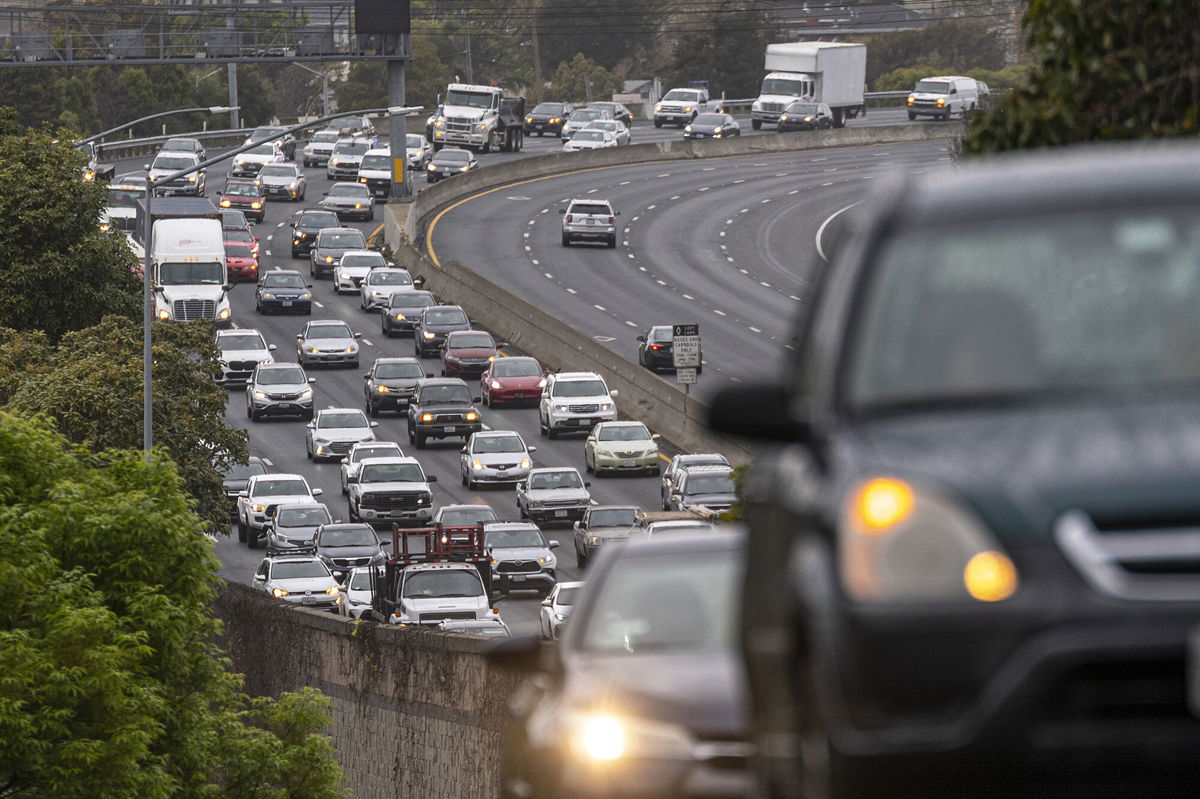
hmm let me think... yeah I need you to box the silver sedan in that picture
[460,430,536,490]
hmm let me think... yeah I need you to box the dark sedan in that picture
[219,179,266,222]
[255,270,313,315]
[524,102,573,136]
[777,101,834,132]
[289,209,340,258]
[380,290,437,337]
[310,228,367,280]
[682,113,740,140]
[637,325,702,373]
[313,523,386,582]
[426,148,476,183]
[222,455,268,518]
[364,357,430,416]
[413,305,471,357]
[497,530,750,799]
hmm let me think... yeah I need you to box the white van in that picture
[906,76,983,121]
[151,218,232,326]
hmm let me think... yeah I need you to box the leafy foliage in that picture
[860,16,1016,89]
[965,0,1200,153]
[875,64,1030,93]
[664,1,772,99]
[1,316,248,534]
[0,412,347,798]
[0,126,141,340]
[548,53,623,104]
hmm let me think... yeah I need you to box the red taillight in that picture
[566,214,573,223]
[649,344,660,351]
[607,216,614,223]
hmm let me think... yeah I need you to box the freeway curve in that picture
[426,138,952,401]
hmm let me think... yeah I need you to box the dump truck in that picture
[430,83,525,154]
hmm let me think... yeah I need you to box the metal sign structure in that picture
[672,323,701,369]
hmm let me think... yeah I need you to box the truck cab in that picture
[369,525,499,626]
[433,83,525,154]
[151,217,232,326]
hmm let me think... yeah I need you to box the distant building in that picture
[764,1,930,37]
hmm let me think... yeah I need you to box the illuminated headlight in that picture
[235,158,246,166]
[306,346,320,354]
[250,201,262,209]
[272,587,289,598]
[519,457,531,469]
[598,402,613,411]
[289,181,297,189]
[252,504,267,513]
[359,177,368,183]
[472,459,484,471]
[549,117,560,124]
[684,105,693,112]
[936,98,946,108]
[99,222,110,232]
[419,413,434,422]
[157,309,171,321]
[465,411,479,422]
[780,115,789,122]
[525,116,533,123]
[712,131,722,138]
[260,292,276,300]
[567,711,692,762]
[554,404,569,412]
[186,175,197,183]
[83,169,96,182]
[654,103,663,111]
[537,378,547,388]
[325,585,340,596]
[353,202,363,209]
[376,385,389,393]
[344,345,357,353]
[427,164,436,171]
[490,380,502,390]
[805,116,814,122]
[537,554,554,565]
[220,199,232,207]
[459,166,470,172]
[434,119,445,128]
[217,307,231,321]
[340,272,352,280]
[325,256,335,263]
[393,312,406,320]
[298,388,313,398]
[254,390,267,399]
[477,122,489,131]
[839,477,1019,603]
[684,125,692,132]
[299,292,312,300]
[422,331,435,339]
[907,95,916,106]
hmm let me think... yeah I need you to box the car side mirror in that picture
[461,446,468,453]
[549,540,560,549]
[238,491,249,498]
[636,335,645,342]
[312,488,323,497]
[651,433,661,440]
[559,209,565,214]
[296,334,303,340]
[223,283,233,292]
[369,421,379,428]
[268,344,277,351]
[527,446,537,453]
[306,284,314,289]
[354,332,363,339]
[609,390,619,398]
[584,481,592,488]
[253,573,266,581]
[413,276,426,287]
[615,211,621,216]
[347,474,358,483]
[306,422,315,428]
[308,377,317,383]
[322,191,329,196]
[363,372,372,378]
[572,521,581,530]
[473,396,482,403]
[143,164,150,170]
[497,342,509,349]
[540,597,552,607]
[427,475,438,483]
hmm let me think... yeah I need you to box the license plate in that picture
[282,300,293,307]
[555,510,568,518]
[623,459,636,467]
[514,392,524,399]
[534,125,543,131]
[278,403,291,408]
[585,218,595,225]
[510,575,527,583]
[302,596,317,605]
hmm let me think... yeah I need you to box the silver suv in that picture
[246,363,316,421]
[538,371,618,438]
[560,198,619,248]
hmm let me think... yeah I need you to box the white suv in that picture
[560,198,619,248]
[538,372,619,439]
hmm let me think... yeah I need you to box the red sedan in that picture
[223,227,261,259]
[480,356,547,407]
[441,330,501,378]
[225,241,259,283]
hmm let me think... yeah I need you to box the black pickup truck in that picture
[406,377,482,449]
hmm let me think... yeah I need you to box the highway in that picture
[111,108,943,635]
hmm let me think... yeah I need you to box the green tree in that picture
[548,53,623,104]
[965,0,1200,153]
[664,2,771,99]
[2,316,247,534]
[874,64,1030,93]
[0,411,347,798]
[861,17,1014,89]
[0,124,141,340]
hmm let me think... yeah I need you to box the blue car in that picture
[255,269,314,315]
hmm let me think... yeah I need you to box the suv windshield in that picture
[530,471,582,490]
[350,444,403,462]
[553,379,607,397]
[785,103,820,115]
[533,103,565,114]
[848,208,1200,410]
[403,570,482,598]
[486,528,544,548]
[159,262,223,285]
[360,155,391,170]
[419,385,470,403]
[359,463,424,483]
[271,560,329,580]
[439,507,498,525]
[318,411,367,428]
[256,367,305,385]
[662,90,699,102]
[334,141,371,155]
[277,506,331,526]
[224,461,266,480]
[318,526,377,547]
[915,80,951,93]
[369,271,411,285]
[375,362,422,379]
[389,292,434,309]
[218,333,265,351]
[424,308,467,325]
[579,550,739,653]
[570,110,602,121]
[311,131,339,143]
[153,156,195,170]
[319,232,365,248]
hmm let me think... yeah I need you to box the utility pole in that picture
[464,10,473,84]
[530,0,543,103]
[387,34,410,201]
[226,11,239,128]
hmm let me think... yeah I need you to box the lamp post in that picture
[292,62,331,117]
[81,106,238,148]
[142,106,423,455]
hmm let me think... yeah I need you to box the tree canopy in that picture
[966,0,1200,153]
[0,411,346,798]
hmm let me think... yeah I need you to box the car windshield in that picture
[342,254,385,269]
[225,230,253,244]
[225,183,259,196]
[445,89,494,108]
[438,507,498,525]
[307,323,352,339]
[271,560,329,580]
[319,526,378,547]
[299,213,338,229]
[369,271,411,285]
[259,165,295,178]
[158,262,224,285]
[226,243,255,259]
[493,359,540,377]
[761,77,806,97]
[486,528,544,548]
[571,110,602,121]
[107,187,144,207]
[277,506,332,527]
[597,424,650,442]
[687,473,736,494]
[435,150,470,165]
[320,232,365,248]
[351,444,403,462]
[424,308,467,325]
[569,204,611,216]
[389,292,434,309]
[419,385,471,403]
[375,362,423,379]
[557,586,581,605]
[533,103,565,114]
[529,471,582,490]
[348,569,375,590]
[224,461,266,480]
[403,570,482,598]
[406,134,424,148]
[590,121,619,131]
[163,139,197,151]
[472,435,523,454]
[589,509,637,527]
[247,145,276,156]
[255,479,309,497]
[662,90,699,101]
[694,114,726,125]
[334,141,371,155]
[359,463,424,483]
[915,80,951,93]
[360,155,391,170]
[848,207,1200,410]
[262,273,306,289]
[318,411,367,428]
[311,131,339,143]
[553,380,606,397]
[573,131,605,142]
[256,367,305,386]
[153,156,194,170]
[450,333,493,349]
[329,184,368,197]
[678,455,728,470]
[218,333,265,351]
[578,549,739,653]
[785,103,820,115]
[251,127,283,139]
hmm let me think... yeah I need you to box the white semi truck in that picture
[752,42,867,130]
[151,217,232,326]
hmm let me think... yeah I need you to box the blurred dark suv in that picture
[711,144,1200,797]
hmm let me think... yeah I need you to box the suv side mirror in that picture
[473,396,482,403]
[268,344,277,351]
[427,475,438,483]
[527,446,537,453]
[636,335,646,342]
[584,481,592,488]
[312,488,323,497]
[549,540,560,549]
[609,389,619,398]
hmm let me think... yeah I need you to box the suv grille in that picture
[419,611,476,623]
[434,413,465,423]
[267,391,301,400]
[568,404,599,413]
[332,557,372,568]
[497,560,540,574]
[328,441,354,454]
[227,360,259,371]
[361,491,427,509]
[1055,510,1200,601]
[173,299,216,321]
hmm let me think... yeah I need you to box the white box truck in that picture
[151,217,232,326]
[752,42,867,130]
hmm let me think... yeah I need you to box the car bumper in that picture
[524,122,563,135]
[334,275,367,292]
[363,293,396,310]
[443,361,491,377]
[363,177,391,197]
[156,184,203,196]
[553,752,752,799]
[526,506,588,522]
[563,224,615,240]
[227,264,259,282]
[488,388,539,405]
[291,238,316,254]
[777,121,819,132]
[326,165,360,179]
[304,151,332,164]
[548,411,617,431]
[356,506,433,525]
[279,594,341,611]
[415,422,483,439]
[250,397,314,416]
[469,467,531,484]
[324,205,372,221]
[216,370,255,387]
[384,318,419,334]
[655,113,695,124]
[594,453,660,473]
[259,297,312,313]
[643,352,675,370]
[494,570,555,589]
[299,351,359,365]
[263,185,300,200]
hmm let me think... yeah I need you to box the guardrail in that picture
[95,128,255,158]
[716,90,910,111]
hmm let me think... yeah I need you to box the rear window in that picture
[569,203,611,216]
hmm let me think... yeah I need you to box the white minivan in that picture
[152,218,232,326]
[907,75,983,121]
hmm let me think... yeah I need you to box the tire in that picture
[561,233,571,247]
[576,550,586,569]
[466,476,477,491]
[299,188,306,201]
[347,501,359,522]
[306,443,313,460]
[751,118,762,130]
[292,249,300,258]
[539,414,549,437]
[653,119,662,128]
[247,529,258,550]
[368,207,375,221]
[606,235,616,248]
[907,111,917,121]
[407,425,416,444]
[237,517,248,543]
[366,401,377,417]
[461,470,468,487]
[414,432,426,450]
[547,425,558,440]
[249,407,261,422]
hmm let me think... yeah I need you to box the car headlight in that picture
[354,203,362,209]
[419,413,433,422]
[490,380,502,390]
[345,345,357,353]
[434,119,444,128]
[393,312,406,320]
[157,309,170,321]
[272,587,289,598]
[554,612,566,621]
[713,131,722,138]
[299,292,312,300]
[684,125,692,132]
[839,477,1019,603]
[252,504,267,513]
[907,95,916,106]
[186,174,197,183]
[254,390,267,399]
[472,459,484,471]
[326,585,340,596]
[465,411,479,422]
[325,256,334,263]
[599,402,613,411]
[306,346,319,354]
[217,308,231,321]
[537,377,547,388]
[554,404,569,412]
[371,290,386,297]
[359,177,368,183]
[260,292,276,300]
[427,164,436,171]
[298,388,313,398]
[780,114,789,122]
[519,457,531,469]
[220,199,231,207]
[684,105,693,113]
[805,116,814,122]
[477,122,489,131]
[585,535,602,546]
[422,331,435,339]
[340,272,352,280]
[567,711,692,762]
[525,116,533,123]
[538,554,554,565]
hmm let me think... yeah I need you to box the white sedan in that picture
[540,581,584,639]
[563,129,618,152]
[583,119,630,146]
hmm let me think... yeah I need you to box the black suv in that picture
[710,144,1200,796]
[363,356,430,416]
[289,209,340,258]
[406,377,482,449]
[413,304,471,357]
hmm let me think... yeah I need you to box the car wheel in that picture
[561,233,571,247]
[654,119,662,128]
[366,400,377,417]
[414,432,426,449]
[249,407,260,422]
[751,118,762,130]
[606,235,616,248]
[306,443,313,460]
[368,207,375,221]
[576,549,586,569]
[907,111,917,121]
[584,456,593,474]
[247,530,258,550]
[407,425,416,444]
[237,517,248,543]
[347,502,359,522]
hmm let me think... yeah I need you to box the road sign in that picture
[673,323,701,369]
[676,368,697,384]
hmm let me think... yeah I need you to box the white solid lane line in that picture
[814,201,863,263]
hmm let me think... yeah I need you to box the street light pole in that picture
[142,105,422,455]
[82,106,238,147]
[292,62,331,117]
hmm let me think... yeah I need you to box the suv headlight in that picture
[566,710,692,762]
[839,478,1018,603]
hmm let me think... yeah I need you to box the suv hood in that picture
[221,347,271,363]
[312,425,374,442]
[848,399,1200,541]
[490,545,550,561]
[356,479,430,493]
[319,543,382,559]
[256,492,316,510]
[403,595,488,617]
[272,576,336,594]
[910,90,950,100]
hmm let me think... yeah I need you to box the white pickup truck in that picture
[654,87,716,127]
